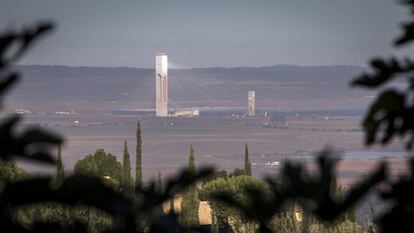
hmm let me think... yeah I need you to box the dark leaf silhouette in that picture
[0,22,54,68]
[395,0,414,46]
[350,1,414,232]
[379,159,414,233]
[0,115,62,163]
[352,1,414,149]
[0,72,19,98]
[361,90,414,148]
[351,58,414,88]
[0,22,62,164]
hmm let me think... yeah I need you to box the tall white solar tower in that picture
[155,53,168,116]
[248,91,255,116]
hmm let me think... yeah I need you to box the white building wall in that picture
[156,53,168,116]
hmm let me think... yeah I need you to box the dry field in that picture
[12,106,409,188]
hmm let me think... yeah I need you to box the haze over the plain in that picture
[0,0,411,68]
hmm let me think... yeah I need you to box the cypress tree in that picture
[331,175,357,222]
[56,144,64,183]
[244,143,252,176]
[169,197,175,214]
[136,121,142,188]
[210,209,219,233]
[155,171,164,216]
[155,171,163,193]
[54,145,68,224]
[180,145,199,227]
[188,145,195,174]
[122,140,132,194]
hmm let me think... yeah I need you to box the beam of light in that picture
[168,62,186,69]
[169,68,216,109]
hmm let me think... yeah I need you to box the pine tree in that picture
[244,143,252,176]
[136,121,142,188]
[180,145,200,227]
[122,140,132,194]
[56,144,64,184]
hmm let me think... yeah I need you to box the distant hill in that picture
[9,64,367,106]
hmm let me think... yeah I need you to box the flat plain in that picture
[15,108,408,187]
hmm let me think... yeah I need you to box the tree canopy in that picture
[0,160,27,191]
[202,175,270,218]
[74,149,123,187]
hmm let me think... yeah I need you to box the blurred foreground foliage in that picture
[351,0,414,149]
[2,1,414,232]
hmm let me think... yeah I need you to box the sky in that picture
[0,0,411,68]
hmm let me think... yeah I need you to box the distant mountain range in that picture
[9,64,369,108]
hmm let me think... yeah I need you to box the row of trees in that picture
[72,122,143,195]
[5,122,145,233]
[71,140,253,228]
[0,134,257,232]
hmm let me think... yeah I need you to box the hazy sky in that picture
[0,0,410,68]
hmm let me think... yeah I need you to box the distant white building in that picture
[174,108,200,117]
[156,53,168,117]
[15,109,31,114]
[248,91,255,116]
